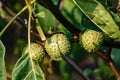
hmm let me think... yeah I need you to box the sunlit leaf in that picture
[0,40,7,80]
[12,48,45,80]
[73,0,120,40]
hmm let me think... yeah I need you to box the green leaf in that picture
[95,64,114,80]
[59,43,86,80]
[73,0,120,40]
[110,11,120,27]
[34,2,56,33]
[57,24,72,39]
[81,14,101,31]
[70,43,86,62]
[111,48,120,71]
[12,49,45,80]
[84,68,93,76]
[62,0,84,31]
[0,40,7,80]
[60,61,72,80]
[52,0,59,5]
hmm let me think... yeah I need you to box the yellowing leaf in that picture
[73,0,120,40]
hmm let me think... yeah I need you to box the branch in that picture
[2,0,120,49]
[0,0,37,37]
[7,72,11,80]
[2,3,26,27]
[37,0,81,36]
[96,51,120,79]
[62,55,90,80]
[36,0,120,49]
[102,40,120,49]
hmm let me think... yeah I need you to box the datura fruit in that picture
[25,43,45,61]
[80,30,103,53]
[45,33,71,61]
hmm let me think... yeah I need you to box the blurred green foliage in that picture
[0,0,120,80]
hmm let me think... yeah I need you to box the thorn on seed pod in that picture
[45,32,71,61]
[25,43,45,61]
[80,30,103,53]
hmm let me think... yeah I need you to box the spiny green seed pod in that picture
[80,30,103,53]
[45,33,71,61]
[25,43,45,61]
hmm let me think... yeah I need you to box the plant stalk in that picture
[35,19,46,41]
[62,55,90,80]
[0,0,36,38]
[96,51,120,79]
[37,0,81,36]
